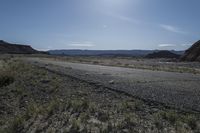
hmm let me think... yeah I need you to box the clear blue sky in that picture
[0,0,199,50]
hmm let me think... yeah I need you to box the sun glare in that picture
[100,0,129,10]
[97,0,138,13]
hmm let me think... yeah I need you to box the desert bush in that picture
[120,100,143,112]
[153,113,164,129]
[68,119,81,132]
[6,115,25,133]
[134,100,143,111]
[0,60,22,87]
[70,99,89,113]
[102,122,114,133]
[182,115,197,130]
[46,99,61,116]
[121,100,135,111]
[160,111,178,125]
[121,113,137,129]
[96,111,109,122]
[25,102,42,119]
[79,112,90,123]
[93,61,99,64]
[0,71,14,87]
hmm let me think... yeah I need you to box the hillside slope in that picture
[146,50,180,59]
[181,40,200,61]
[0,40,39,54]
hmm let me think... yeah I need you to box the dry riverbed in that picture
[0,58,200,133]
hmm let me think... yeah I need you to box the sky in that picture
[0,0,200,50]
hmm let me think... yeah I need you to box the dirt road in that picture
[25,57,200,112]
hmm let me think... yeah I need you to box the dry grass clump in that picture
[153,110,199,132]
[0,61,15,87]
[0,72,14,87]
[5,115,25,133]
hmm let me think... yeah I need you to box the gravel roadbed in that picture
[25,57,200,113]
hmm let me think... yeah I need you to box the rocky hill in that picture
[145,50,180,59]
[181,40,200,62]
[0,40,40,54]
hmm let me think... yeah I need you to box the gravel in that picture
[26,57,200,112]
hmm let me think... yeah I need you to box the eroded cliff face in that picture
[181,40,200,62]
[0,40,39,54]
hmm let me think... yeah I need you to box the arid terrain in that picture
[0,55,200,133]
[1,0,200,132]
[25,57,200,112]
[40,56,200,74]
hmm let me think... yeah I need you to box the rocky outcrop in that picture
[0,40,40,54]
[145,50,180,59]
[181,40,200,62]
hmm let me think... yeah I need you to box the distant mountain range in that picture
[48,49,184,57]
[0,40,42,54]
[0,40,185,57]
